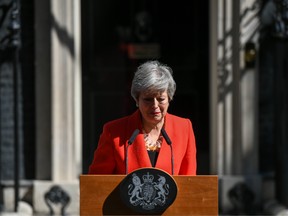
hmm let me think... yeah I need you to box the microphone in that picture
[161,128,174,175]
[161,128,172,145]
[126,129,140,174]
[128,129,140,145]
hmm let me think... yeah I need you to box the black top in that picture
[148,150,159,167]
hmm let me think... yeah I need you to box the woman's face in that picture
[137,90,169,125]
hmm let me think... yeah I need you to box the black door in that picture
[81,0,210,174]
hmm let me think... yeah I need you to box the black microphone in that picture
[161,128,172,145]
[128,129,140,145]
[161,128,174,175]
[126,129,140,174]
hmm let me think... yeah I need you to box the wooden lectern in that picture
[80,173,218,215]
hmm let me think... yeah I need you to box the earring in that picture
[136,104,139,107]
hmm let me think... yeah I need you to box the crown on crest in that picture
[142,172,154,183]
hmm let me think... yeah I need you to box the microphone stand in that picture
[161,128,174,175]
[169,144,174,175]
[125,144,131,175]
[126,129,140,174]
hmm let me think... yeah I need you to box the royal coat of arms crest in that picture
[120,168,177,214]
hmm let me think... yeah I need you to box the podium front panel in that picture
[80,175,218,215]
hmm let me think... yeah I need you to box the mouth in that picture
[151,111,161,115]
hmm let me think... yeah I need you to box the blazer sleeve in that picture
[178,119,197,175]
[88,124,116,174]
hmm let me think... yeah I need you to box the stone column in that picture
[35,0,82,181]
[34,1,82,214]
[50,0,82,181]
[209,0,261,213]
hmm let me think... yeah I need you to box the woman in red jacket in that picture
[88,60,197,175]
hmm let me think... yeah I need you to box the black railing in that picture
[0,0,21,212]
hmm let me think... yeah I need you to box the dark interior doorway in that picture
[81,0,210,174]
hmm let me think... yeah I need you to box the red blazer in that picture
[88,110,197,175]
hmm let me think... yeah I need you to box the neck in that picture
[142,120,164,134]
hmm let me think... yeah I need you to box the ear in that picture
[135,98,140,107]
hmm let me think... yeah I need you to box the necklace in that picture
[143,130,163,151]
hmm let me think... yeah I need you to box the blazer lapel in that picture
[155,139,172,174]
[131,134,151,166]
[155,115,173,174]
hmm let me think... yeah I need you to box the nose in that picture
[152,98,159,107]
